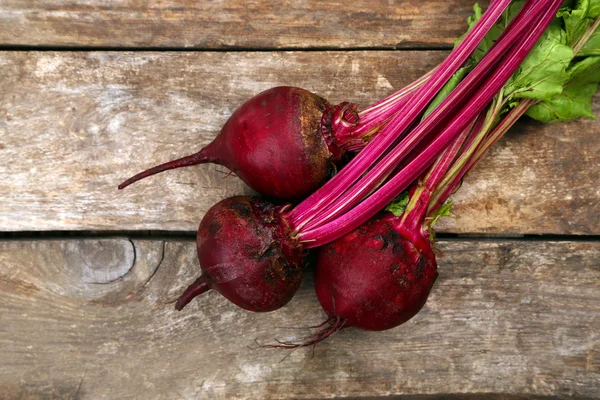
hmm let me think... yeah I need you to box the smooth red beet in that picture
[119,86,358,200]
[175,196,305,312]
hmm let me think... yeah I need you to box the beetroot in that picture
[260,211,439,348]
[175,196,305,312]
[119,86,359,200]
[315,212,438,331]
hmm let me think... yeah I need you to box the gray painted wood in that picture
[0,239,598,399]
[0,51,598,234]
[0,0,483,49]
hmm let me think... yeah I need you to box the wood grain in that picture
[0,238,598,399]
[0,51,598,234]
[0,0,483,49]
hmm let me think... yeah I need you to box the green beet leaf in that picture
[455,2,525,63]
[423,67,471,118]
[385,192,410,217]
[430,200,453,227]
[558,0,593,46]
[589,0,600,18]
[504,21,573,102]
[578,29,600,56]
[526,56,600,122]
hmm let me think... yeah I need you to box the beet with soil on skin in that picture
[175,195,305,312]
[314,212,438,332]
[119,86,358,200]
[261,211,439,348]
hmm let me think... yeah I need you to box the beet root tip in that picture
[118,147,217,190]
[262,316,347,349]
[175,276,211,311]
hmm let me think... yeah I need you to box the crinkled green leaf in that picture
[454,3,483,47]
[589,0,600,18]
[525,83,597,121]
[385,192,410,217]
[430,200,453,227]
[558,0,593,46]
[524,2,599,122]
[560,0,600,55]
[504,22,573,102]
[526,56,600,122]
[567,55,600,82]
[450,2,598,124]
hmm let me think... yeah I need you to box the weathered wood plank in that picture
[0,0,481,49]
[0,51,598,234]
[0,239,598,399]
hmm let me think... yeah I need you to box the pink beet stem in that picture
[287,0,514,229]
[400,113,482,235]
[335,71,433,151]
[295,0,547,232]
[428,99,533,215]
[425,91,506,213]
[428,16,600,214]
[298,0,563,248]
[359,69,435,117]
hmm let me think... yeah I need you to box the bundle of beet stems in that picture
[120,0,599,346]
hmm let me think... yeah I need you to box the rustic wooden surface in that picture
[0,51,598,234]
[0,0,484,49]
[1,238,598,399]
[2,1,599,398]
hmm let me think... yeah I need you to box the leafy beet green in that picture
[526,56,600,121]
[526,0,600,121]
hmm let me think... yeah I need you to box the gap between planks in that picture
[0,45,453,52]
[1,231,600,242]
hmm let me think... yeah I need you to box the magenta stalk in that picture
[287,0,515,228]
[293,0,551,232]
[297,0,563,247]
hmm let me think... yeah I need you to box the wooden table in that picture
[0,1,598,399]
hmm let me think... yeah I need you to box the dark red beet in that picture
[314,212,438,331]
[118,86,358,200]
[264,211,438,348]
[175,196,305,312]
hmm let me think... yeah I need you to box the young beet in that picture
[119,87,358,199]
[297,120,470,343]
[175,196,304,312]
[272,106,477,346]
